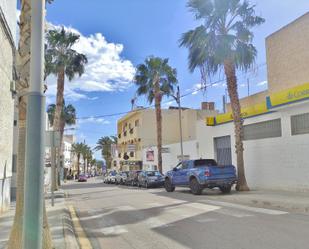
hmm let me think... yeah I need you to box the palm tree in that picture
[47,102,76,187]
[134,56,178,173]
[71,143,86,176]
[45,27,87,140]
[8,1,54,248]
[94,136,117,169]
[47,102,76,141]
[180,0,265,191]
[83,146,92,174]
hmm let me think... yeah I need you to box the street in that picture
[63,178,309,249]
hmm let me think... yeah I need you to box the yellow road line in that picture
[68,205,93,249]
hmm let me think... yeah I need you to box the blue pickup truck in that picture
[164,159,237,195]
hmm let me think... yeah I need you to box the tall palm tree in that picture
[47,102,76,141]
[134,56,177,173]
[47,102,76,182]
[45,27,87,140]
[94,136,117,169]
[8,1,54,248]
[71,143,86,176]
[180,0,265,191]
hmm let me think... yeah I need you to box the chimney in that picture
[201,102,215,111]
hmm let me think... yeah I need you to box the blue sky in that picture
[44,0,309,159]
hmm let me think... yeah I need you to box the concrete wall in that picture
[143,140,199,173]
[0,0,17,43]
[266,12,309,93]
[0,1,15,213]
[198,101,309,191]
[226,90,269,112]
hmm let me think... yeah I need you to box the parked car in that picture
[104,171,117,184]
[78,174,87,182]
[127,170,142,186]
[138,171,164,188]
[115,172,123,185]
[164,159,237,195]
[119,171,129,185]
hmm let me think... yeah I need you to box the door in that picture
[214,136,232,166]
[178,161,190,184]
[172,162,183,185]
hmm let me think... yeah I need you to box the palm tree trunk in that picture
[224,59,249,191]
[77,154,80,177]
[53,68,65,189]
[8,1,53,248]
[154,80,163,174]
[54,68,65,131]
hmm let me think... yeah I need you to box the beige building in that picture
[115,106,217,171]
[227,11,309,112]
[0,0,16,213]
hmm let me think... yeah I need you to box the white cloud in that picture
[257,80,268,86]
[45,23,136,101]
[78,117,111,125]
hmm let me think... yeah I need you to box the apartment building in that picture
[115,107,216,171]
[0,0,17,213]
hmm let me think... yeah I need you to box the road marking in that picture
[69,205,93,249]
[215,208,253,218]
[203,200,288,215]
[101,225,128,236]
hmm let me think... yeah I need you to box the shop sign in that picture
[267,82,309,108]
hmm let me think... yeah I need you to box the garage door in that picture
[214,136,232,166]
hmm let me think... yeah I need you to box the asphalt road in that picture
[63,178,309,249]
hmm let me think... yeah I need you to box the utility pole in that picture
[247,78,250,96]
[172,86,184,162]
[22,0,45,248]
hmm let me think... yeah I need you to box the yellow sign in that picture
[268,82,309,108]
[206,117,215,126]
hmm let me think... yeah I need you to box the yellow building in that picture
[115,106,217,171]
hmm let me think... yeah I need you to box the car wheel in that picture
[219,185,232,194]
[164,178,175,192]
[190,178,203,195]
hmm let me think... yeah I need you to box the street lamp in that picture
[22,0,45,249]
[171,86,184,162]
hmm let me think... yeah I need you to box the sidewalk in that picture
[205,189,309,213]
[0,190,79,249]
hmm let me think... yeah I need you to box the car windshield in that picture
[194,159,217,167]
[147,171,161,176]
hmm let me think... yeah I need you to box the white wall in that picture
[197,101,309,191]
[0,0,17,43]
[142,140,199,174]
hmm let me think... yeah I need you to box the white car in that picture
[104,171,117,184]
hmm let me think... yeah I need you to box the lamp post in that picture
[22,0,45,248]
[172,86,184,162]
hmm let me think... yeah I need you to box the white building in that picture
[146,13,309,191]
[0,0,17,213]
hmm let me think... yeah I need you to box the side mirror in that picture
[173,167,177,172]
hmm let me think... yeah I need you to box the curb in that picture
[68,205,93,249]
[206,193,309,214]
[63,207,81,249]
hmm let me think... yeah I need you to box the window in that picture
[243,118,282,141]
[291,112,309,135]
[135,119,140,127]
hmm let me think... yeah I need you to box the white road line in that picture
[203,200,288,215]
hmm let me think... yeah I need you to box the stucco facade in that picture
[116,108,216,171]
[266,12,309,94]
[0,0,16,213]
